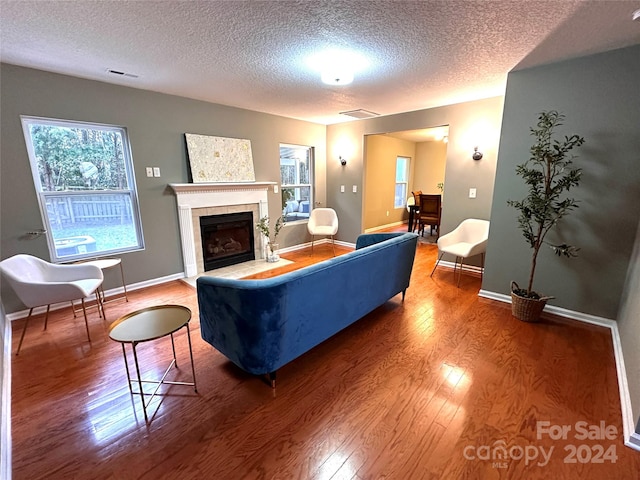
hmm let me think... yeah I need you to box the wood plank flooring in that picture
[10,236,640,479]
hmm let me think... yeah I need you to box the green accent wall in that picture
[484,45,640,438]
[483,45,640,319]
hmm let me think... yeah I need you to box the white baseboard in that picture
[278,238,355,253]
[478,288,640,452]
[6,272,184,321]
[1,306,11,480]
[364,221,406,233]
[629,432,640,450]
[439,260,483,275]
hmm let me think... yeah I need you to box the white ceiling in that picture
[1,1,639,125]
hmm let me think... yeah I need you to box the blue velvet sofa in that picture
[197,232,418,386]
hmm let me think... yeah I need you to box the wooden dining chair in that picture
[418,194,442,237]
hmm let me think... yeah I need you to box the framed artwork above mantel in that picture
[185,133,256,183]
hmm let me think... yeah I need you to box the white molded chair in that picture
[430,219,490,287]
[307,208,339,255]
[0,254,105,354]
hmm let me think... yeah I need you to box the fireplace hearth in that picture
[200,211,254,271]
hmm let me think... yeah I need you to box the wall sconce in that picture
[472,147,483,161]
[339,155,347,166]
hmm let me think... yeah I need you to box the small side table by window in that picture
[84,257,128,303]
[108,305,198,423]
[71,257,128,317]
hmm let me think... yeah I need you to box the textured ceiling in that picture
[1,1,639,125]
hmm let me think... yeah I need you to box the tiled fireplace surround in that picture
[169,182,275,278]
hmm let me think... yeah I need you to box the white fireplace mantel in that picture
[169,182,276,277]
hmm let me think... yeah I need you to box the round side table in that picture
[109,305,198,423]
[83,257,128,303]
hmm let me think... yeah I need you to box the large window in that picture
[280,144,313,223]
[21,116,144,262]
[394,156,410,208]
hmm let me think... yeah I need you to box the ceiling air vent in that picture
[339,109,380,119]
[106,69,139,79]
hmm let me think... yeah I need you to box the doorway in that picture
[363,125,448,232]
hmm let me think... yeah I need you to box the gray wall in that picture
[483,45,640,319]
[326,97,504,244]
[484,45,640,440]
[618,222,640,436]
[0,64,326,313]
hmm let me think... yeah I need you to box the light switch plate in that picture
[153,167,161,177]
[340,185,345,193]
[145,167,153,177]
[352,185,357,193]
[469,188,477,198]
[273,185,279,194]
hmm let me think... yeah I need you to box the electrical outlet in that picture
[145,167,153,177]
[153,167,161,177]
[386,211,389,216]
[469,188,477,198]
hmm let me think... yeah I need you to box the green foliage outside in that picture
[29,123,128,191]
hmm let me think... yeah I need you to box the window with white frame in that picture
[394,156,410,208]
[21,116,145,262]
[280,144,313,222]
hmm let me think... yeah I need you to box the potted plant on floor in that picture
[256,215,285,262]
[507,110,585,322]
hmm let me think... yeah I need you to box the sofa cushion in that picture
[285,200,299,214]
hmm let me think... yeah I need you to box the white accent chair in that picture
[430,219,490,287]
[307,208,339,255]
[0,254,105,354]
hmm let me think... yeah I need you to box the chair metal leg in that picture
[331,236,335,256]
[96,290,107,321]
[95,291,103,318]
[16,308,34,355]
[457,257,464,288]
[43,304,51,330]
[119,261,129,302]
[310,236,314,254]
[81,298,91,342]
[430,252,444,276]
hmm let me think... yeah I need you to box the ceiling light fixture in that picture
[321,68,354,86]
[308,49,368,87]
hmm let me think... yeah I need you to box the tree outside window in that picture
[21,116,144,262]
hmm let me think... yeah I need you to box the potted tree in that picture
[507,110,585,322]
[256,215,285,262]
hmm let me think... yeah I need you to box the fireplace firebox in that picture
[200,211,255,271]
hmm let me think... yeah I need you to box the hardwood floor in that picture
[10,237,640,479]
